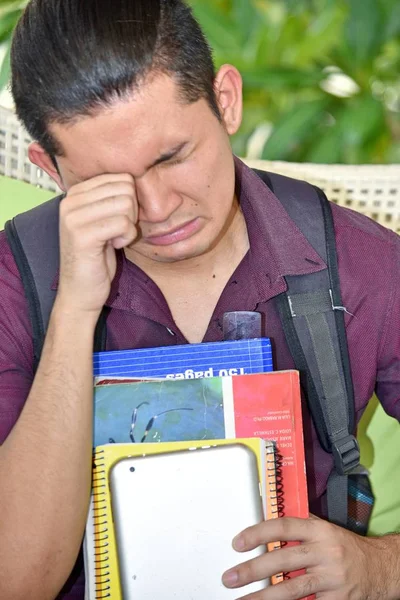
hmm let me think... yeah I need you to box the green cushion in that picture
[0,175,399,535]
[0,175,53,228]
[358,398,400,535]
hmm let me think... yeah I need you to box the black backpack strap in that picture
[5,197,63,373]
[4,195,108,373]
[254,169,360,528]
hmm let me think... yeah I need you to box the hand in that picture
[222,515,393,600]
[57,174,138,315]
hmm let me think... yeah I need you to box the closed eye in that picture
[165,156,185,167]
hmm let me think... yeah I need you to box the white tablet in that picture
[109,443,269,599]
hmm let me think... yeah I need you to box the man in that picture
[0,0,399,599]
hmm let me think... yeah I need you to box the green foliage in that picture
[0,0,399,163]
[0,1,25,88]
[189,0,400,163]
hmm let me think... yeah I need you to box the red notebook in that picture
[228,371,308,521]
[227,371,311,598]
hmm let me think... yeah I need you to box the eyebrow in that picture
[149,142,189,169]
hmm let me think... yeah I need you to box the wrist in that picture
[50,297,101,340]
[52,296,102,330]
[368,535,400,600]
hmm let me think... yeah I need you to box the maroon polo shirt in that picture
[1,158,399,599]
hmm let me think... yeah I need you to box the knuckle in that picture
[329,549,348,585]
[119,173,134,183]
[296,543,311,556]
[117,215,134,235]
[318,519,331,535]
[60,198,72,218]
[238,560,255,584]
[243,524,263,547]
[118,194,135,211]
[281,518,293,537]
[124,179,136,193]
[303,574,321,596]
[290,573,321,599]
[113,181,135,196]
[330,542,346,564]
[62,210,78,232]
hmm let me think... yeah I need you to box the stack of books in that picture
[84,335,310,599]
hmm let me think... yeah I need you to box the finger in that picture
[71,215,138,249]
[233,518,319,552]
[65,181,136,211]
[68,173,134,195]
[233,572,324,600]
[111,235,136,250]
[222,543,319,589]
[63,194,137,231]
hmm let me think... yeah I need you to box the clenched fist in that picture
[57,173,138,315]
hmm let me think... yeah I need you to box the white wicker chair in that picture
[245,159,400,234]
[1,105,399,232]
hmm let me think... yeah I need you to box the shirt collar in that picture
[235,157,326,293]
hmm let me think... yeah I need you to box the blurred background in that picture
[3,0,400,164]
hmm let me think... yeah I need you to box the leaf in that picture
[242,67,325,91]
[0,0,26,12]
[338,95,386,147]
[292,5,346,65]
[0,8,22,43]
[231,0,260,42]
[305,128,343,164]
[190,2,241,51]
[279,0,314,15]
[344,0,385,67]
[306,95,387,164]
[383,1,400,39]
[0,40,11,91]
[261,99,329,160]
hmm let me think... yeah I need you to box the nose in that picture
[136,171,182,224]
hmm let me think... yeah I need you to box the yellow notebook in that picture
[84,438,280,599]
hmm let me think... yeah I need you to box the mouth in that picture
[144,218,202,246]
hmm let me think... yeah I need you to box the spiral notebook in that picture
[85,438,282,599]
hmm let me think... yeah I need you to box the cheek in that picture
[162,162,211,206]
[176,155,234,204]
[161,140,235,219]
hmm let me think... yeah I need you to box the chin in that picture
[146,239,213,264]
[149,248,207,264]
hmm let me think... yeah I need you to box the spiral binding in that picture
[271,447,294,584]
[274,449,285,519]
[265,442,285,585]
[266,443,282,550]
[92,449,112,599]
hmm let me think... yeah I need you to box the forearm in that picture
[0,300,98,600]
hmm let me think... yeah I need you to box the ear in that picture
[28,142,66,191]
[214,64,243,136]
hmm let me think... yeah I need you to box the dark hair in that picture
[11,0,220,156]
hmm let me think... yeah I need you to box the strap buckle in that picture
[332,435,360,475]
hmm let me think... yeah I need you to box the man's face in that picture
[50,73,241,265]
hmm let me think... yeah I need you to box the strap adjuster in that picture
[332,435,360,475]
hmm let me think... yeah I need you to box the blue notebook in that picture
[93,338,273,381]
